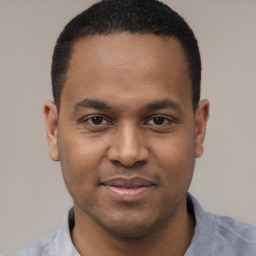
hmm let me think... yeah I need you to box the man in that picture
[8,0,256,255]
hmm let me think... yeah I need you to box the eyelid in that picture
[78,114,177,126]
[79,115,113,125]
[144,115,177,125]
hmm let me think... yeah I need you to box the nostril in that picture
[110,159,147,168]
[111,160,121,166]
[133,160,147,167]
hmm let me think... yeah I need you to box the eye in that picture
[83,116,111,126]
[146,116,172,125]
[152,116,166,125]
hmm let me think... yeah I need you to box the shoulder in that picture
[6,229,59,256]
[203,213,256,255]
[188,194,256,255]
[6,208,77,256]
[212,213,256,247]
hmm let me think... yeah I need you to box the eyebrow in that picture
[74,98,181,112]
[74,98,112,111]
[145,99,181,111]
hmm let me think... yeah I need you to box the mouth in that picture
[100,177,156,202]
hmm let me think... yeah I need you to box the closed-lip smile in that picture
[100,177,156,202]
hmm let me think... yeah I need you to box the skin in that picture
[44,33,209,256]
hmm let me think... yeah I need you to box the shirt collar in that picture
[56,194,216,256]
[56,208,80,256]
[185,193,219,256]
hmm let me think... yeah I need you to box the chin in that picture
[95,211,169,239]
[103,223,155,239]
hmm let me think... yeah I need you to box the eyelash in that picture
[80,115,112,126]
[145,116,175,126]
[80,115,176,127]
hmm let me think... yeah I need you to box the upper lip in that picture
[101,177,155,188]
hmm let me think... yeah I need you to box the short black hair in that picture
[52,0,201,111]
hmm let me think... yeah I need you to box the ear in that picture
[195,99,210,158]
[43,100,59,161]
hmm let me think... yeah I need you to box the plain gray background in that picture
[1,0,256,254]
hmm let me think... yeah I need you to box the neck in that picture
[71,200,195,256]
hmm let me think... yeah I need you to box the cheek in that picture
[150,128,196,186]
[57,133,107,190]
[152,128,195,166]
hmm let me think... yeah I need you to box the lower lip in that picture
[102,185,154,202]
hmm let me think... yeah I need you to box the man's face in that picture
[45,33,208,237]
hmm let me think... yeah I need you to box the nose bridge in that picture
[120,122,140,153]
[108,121,148,166]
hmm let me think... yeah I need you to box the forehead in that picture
[61,33,191,111]
[68,33,188,75]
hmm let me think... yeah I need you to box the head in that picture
[44,0,209,240]
[51,0,201,112]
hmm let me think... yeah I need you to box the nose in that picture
[107,122,149,167]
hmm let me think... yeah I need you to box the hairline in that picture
[57,31,196,113]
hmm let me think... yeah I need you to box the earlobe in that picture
[43,100,59,161]
[195,99,210,158]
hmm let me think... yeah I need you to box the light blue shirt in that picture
[7,195,256,256]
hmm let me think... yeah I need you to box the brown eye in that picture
[85,116,111,126]
[90,116,104,125]
[145,116,175,126]
[152,116,165,125]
